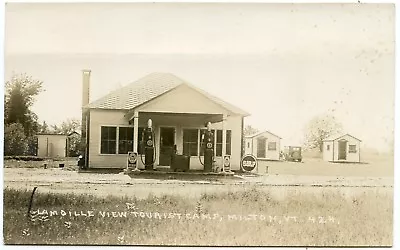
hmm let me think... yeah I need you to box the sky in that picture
[4,2,396,152]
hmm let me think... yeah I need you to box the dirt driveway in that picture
[3,167,393,200]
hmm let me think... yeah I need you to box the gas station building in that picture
[80,71,250,171]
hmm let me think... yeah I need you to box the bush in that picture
[3,156,44,161]
[67,133,81,157]
[4,123,28,156]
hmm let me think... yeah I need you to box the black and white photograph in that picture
[2,1,397,247]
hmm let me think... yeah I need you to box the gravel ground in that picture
[3,167,393,200]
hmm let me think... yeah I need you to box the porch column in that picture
[221,114,227,171]
[132,111,139,170]
[133,111,139,154]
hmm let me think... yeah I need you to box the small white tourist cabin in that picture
[322,134,361,163]
[244,131,281,161]
[80,70,250,170]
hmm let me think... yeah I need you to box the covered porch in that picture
[125,110,230,171]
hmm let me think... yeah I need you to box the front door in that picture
[159,127,175,166]
[338,140,347,160]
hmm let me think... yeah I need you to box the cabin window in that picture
[268,142,277,151]
[118,127,134,154]
[100,126,117,154]
[349,145,357,153]
[183,129,199,156]
[327,145,330,151]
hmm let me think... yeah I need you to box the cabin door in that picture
[257,137,266,158]
[338,140,347,160]
[159,127,175,166]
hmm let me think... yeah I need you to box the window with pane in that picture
[349,145,357,153]
[100,126,117,154]
[183,129,198,156]
[137,127,144,154]
[201,130,232,157]
[268,142,277,151]
[118,127,133,154]
[215,130,232,156]
[216,130,223,156]
[226,130,232,155]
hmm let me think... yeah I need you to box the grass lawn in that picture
[3,186,393,246]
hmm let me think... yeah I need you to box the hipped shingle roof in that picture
[86,72,249,116]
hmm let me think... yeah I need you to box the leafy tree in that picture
[4,74,44,156]
[4,73,43,137]
[303,114,343,152]
[4,123,28,156]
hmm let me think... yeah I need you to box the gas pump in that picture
[199,122,214,172]
[140,119,156,170]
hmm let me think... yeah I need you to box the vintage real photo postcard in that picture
[2,1,396,247]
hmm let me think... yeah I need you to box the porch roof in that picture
[133,111,224,124]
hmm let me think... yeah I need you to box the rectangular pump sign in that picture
[127,151,137,168]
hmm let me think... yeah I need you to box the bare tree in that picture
[51,118,81,135]
[303,114,343,152]
[244,125,259,136]
[242,125,259,155]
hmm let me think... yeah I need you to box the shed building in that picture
[322,134,361,163]
[37,134,68,158]
[244,130,281,161]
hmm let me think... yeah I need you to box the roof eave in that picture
[240,111,251,117]
[246,130,282,139]
[181,82,251,117]
[37,133,68,136]
[324,134,362,142]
